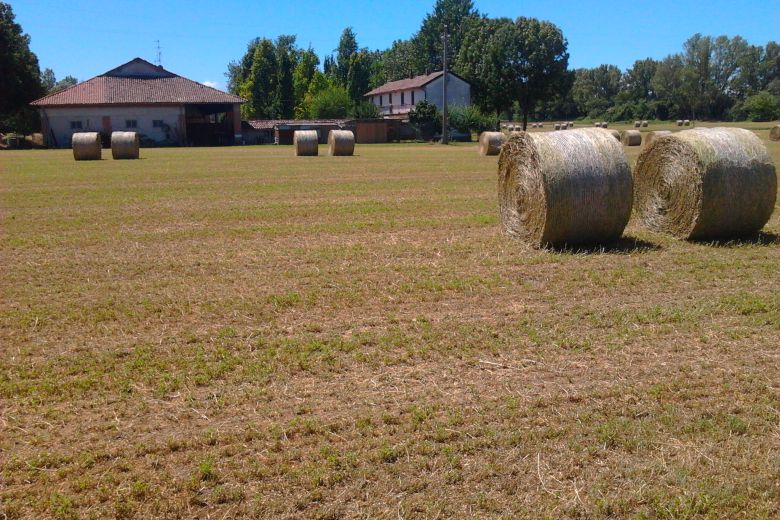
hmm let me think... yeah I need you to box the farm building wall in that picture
[40,105,184,148]
[369,88,425,117]
[423,74,471,110]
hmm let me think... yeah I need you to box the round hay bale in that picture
[684,119,691,126]
[479,132,505,156]
[601,122,609,128]
[644,130,672,147]
[497,128,633,247]
[294,130,319,156]
[554,123,561,130]
[641,120,649,127]
[676,120,684,126]
[634,127,777,240]
[769,125,780,141]
[327,130,355,156]
[110,131,139,160]
[607,129,621,142]
[621,129,642,146]
[72,132,102,161]
[538,123,544,128]
[634,121,641,128]
[568,122,575,128]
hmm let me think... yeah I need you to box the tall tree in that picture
[335,27,357,85]
[293,47,320,114]
[414,0,480,75]
[0,2,45,131]
[346,51,371,103]
[241,38,278,119]
[275,35,297,118]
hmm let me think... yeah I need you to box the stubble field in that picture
[1,122,778,519]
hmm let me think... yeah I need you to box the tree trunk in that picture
[522,108,528,131]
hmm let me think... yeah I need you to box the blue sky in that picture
[13,0,779,90]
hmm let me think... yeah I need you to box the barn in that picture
[30,58,245,148]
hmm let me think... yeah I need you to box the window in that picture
[379,95,383,105]
[401,92,405,105]
[126,120,137,129]
[389,93,393,104]
[411,91,415,104]
[70,121,82,130]
[153,120,164,128]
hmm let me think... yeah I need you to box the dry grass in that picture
[1,133,779,519]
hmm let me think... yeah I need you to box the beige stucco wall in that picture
[40,105,184,147]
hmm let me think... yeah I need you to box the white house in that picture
[31,58,245,147]
[364,70,471,119]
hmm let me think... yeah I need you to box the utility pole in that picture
[441,24,449,144]
[155,40,162,67]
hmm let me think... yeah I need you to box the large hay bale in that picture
[684,119,691,126]
[479,132,505,156]
[327,130,355,156]
[554,123,561,130]
[641,120,649,127]
[621,129,642,146]
[676,120,684,126]
[634,127,777,240]
[634,121,641,128]
[644,130,671,147]
[72,132,102,160]
[607,129,621,142]
[769,125,780,141]
[110,131,139,160]
[497,128,633,247]
[294,130,319,156]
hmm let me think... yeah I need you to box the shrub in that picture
[409,100,441,139]
[742,91,780,122]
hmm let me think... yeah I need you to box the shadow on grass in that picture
[691,231,779,248]
[546,236,662,255]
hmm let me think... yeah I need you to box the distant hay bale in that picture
[568,122,575,128]
[479,132,505,156]
[72,132,102,161]
[554,123,561,130]
[593,122,600,127]
[634,121,641,128]
[110,131,139,160]
[497,128,633,247]
[621,129,642,146]
[684,120,691,126]
[601,122,609,128]
[769,125,780,141]
[644,130,672,147]
[634,127,777,240]
[538,123,544,128]
[677,120,684,126]
[327,130,355,156]
[641,120,649,127]
[294,130,319,156]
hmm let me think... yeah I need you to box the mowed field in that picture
[1,122,778,519]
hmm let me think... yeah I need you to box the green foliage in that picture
[346,51,372,103]
[308,84,351,119]
[351,101,381,119]
[741,91,780,121]
[336,27,358,85]
[409,100,441,139]
[448,105,496,133]
[0,2,45,132]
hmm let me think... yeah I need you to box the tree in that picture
[742,91,780,121]
[241,38,278,119]
[0,2,45,131]
[275,35,296,118]
[457,17,569,130]
[308,84,351,119]
[382,39,424,81]
[408,100,441,139]
[41,68,56,92]
[414,0,480,75]
[335,27,357,85]
[346,51,371,103]
[53,75,77,92]
[293,47,320,114]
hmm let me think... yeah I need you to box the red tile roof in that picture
[364,71,445,96]
[31,58,245,106]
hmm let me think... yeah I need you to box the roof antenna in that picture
[155,40,162,67]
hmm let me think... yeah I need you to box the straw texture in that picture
[770,125,780,141]
[72,132,101,161]
[621,130,642,146]
[608,129,621,141]
[294,130,319,156]
[644,130,672,147]
[479,132,505,156]
[111,131,139,160]
[327,130,355,156]
[634,127,777,240]
[497,128,633,247]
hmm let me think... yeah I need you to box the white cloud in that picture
[202,80,221,90]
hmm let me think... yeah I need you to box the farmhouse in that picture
[31,58,245,147]
[365,70,471,119]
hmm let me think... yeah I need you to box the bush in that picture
[350,101,380,119]
[448,105,497,134]
[742,91,780,122]
[308,85,351,119]
[409,100,441,140]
